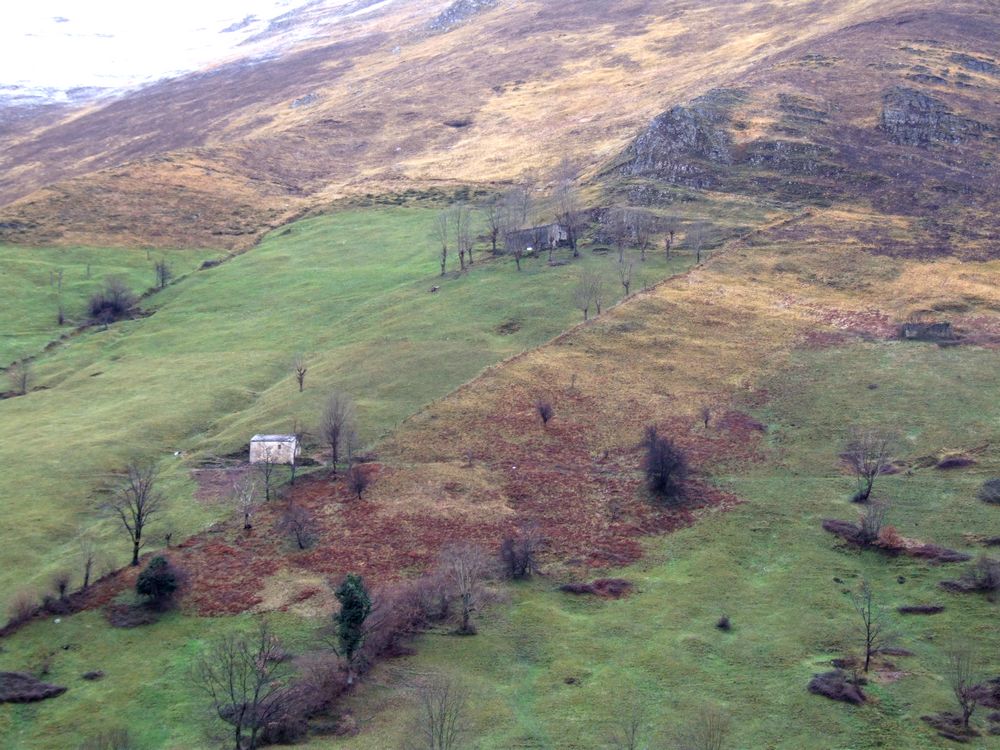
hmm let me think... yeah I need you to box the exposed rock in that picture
[428,0,499,31]
[949,53,1000,76]
[290,92,319,109]
[880,87,988,147]
[620,89,746,187]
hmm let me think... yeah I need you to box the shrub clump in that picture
[979,478,1000,505]
[135,556,180,608]
[0,672,67,703]
[87,277,137,325]
[642,425,688,503]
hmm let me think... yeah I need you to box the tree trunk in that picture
[515,256,521,271]
[131,537,141,566]
[83,560,92,589]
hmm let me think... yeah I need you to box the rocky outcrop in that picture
[880,87,988,147]
[949,53,999,76]
[428,0,499,31]
[620,88,745,188]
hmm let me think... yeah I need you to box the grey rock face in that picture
[621,88,745,187]
[428,0,499,31]
[880,87,988,147]
[949,53,1000,76]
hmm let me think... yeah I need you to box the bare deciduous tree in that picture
[687,222,711,264]
[255,445,279,502]
[109,462,164,567]
[440,544,491,635]
[859,499,890,545]
[347,465,370,500]
[608,701,650,750]
[504,230,527,271]
[278,503,316,550]
[553,159,584,257]
[947,646,981,731]
[233,474,258,530]
[843,427,896,503]
[320,391,357,475]
[482,197,509,256]
[6,361,32,395]
[508,182,533,229]
[850,578,888,673]
[663,215,679,259]
[632,209,653,262]
[700,406,712,430]
[455,204,474,268]
[78,529,99,589]
[573,270,604,321]
[194,620,292,750]
[293,354,308,392]
[675,706,731,750]
[154,259,173,290]
[410,676,470,750]
[607,208,630,264]
[500,523,544,579]
[434,210,450,277]
[618,258,633,297]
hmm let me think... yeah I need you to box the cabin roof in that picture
[250,434,298,443]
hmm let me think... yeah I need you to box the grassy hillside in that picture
[0,205,703,608]
[0,245,215,367]
[334,341,1000,750]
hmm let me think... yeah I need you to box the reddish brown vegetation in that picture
[808,671,866,705]
[0,672,67,703]
[822,519,971,563]
[559,578,633,598]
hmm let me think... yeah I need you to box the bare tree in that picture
[850,578,888,673]
[632,210,653,262]
[482,197,508,256]
[154,259,173,290]
[78,529,99,589]
[109,462,164,566]
[643,426,689,503]
[508,182,533,229]
[504,231,527,271]
[699,406,712,430]
[233,474,258,530]
[320,391,357,475]
[618,258,633,297]
[608,702,650,750]
[7,361,32,395]
[687,222,711,264]
[440,544,491,635]
[553,159,585,257]
[675,706,731,750]
[278,503,316,550]
[947,646,981,731]
[410,676,470,750]
[347,465,370,500]
[255,445,279,502]
[292,354,308,393]
[663,216,679,259]
[607,208,631,264]
[434,210,450,277]
[194,621,292,750]
[455,204,474,268]
[500,523,544,579]
[573,269,604,321]
[858,499,890,545]
[843,427,896,503]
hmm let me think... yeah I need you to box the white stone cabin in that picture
[250,435,300,465]
[506,223,570,251]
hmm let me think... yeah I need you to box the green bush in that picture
[135,556,178,605]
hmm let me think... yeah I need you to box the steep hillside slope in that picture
[2,0,984,250]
